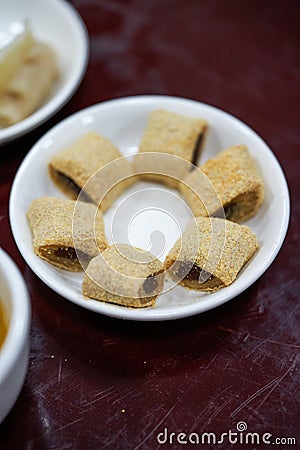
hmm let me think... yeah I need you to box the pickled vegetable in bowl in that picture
[0,19,58,128]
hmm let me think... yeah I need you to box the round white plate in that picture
[9,95,290,321]
[0,0,88,145]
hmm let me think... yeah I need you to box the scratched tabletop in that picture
[0,1,299,449]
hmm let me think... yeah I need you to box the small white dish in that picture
[0,248,31,423]
[9,95,290,321]
[0,0,88,145]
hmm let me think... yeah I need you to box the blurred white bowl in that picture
[0,248,31,424]
[0,0,89,145]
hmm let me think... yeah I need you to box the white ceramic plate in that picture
[9,95,290,321]
[0,0,88,145]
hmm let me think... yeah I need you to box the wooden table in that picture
[0,1,299,448]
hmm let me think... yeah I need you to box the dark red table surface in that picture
[0,1,299,449]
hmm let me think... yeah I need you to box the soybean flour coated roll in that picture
[133,109,208,188]
[165,217,259,291]
[180,145,264,222]
[49,133,134,211]
[27,197,107,271]
[83,244,165,307]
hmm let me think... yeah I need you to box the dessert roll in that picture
[27,197,107,271]
[165,217,258,291]
[0,41,58,128]
[133,109,208,188]
[83,244,165,307]
[49,133,134,211]
[180,145,264,222]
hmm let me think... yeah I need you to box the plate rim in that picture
[9,94,290,321]
[0,0,89,145]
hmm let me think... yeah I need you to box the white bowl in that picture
[0,0,88,145]
[0,248,31,424]
[9,95,290,321]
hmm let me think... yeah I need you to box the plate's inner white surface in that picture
[38,171,208,308]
